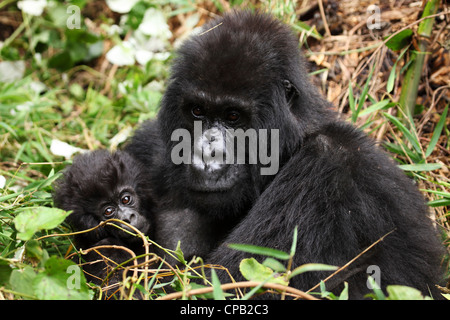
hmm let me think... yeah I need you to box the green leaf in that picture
[338,282,349,300]
[262,258,286,273]
[47,50,74,71]
[386,46,409,93]
[33,257,92,300]
[385,29,413,51]
[365,276,386,300]
[358,99,391,118]
[348,80,356,116]
[354,64,375,122]
[425,104,448,158]
[289,263,338,279]
[210,269,225,300]
[386,285,432,300]
[289,226,298,257]
[14,207,71,240]
[239,258,288,285]
[10,266,37,299]
[418,0,439,36]
[174,241,186,265]
[386,66,397,93]
[383,112,423,156]
[25,240,45,261]
[398,163,441,172]
[292,21,323,40]
[228,243,290,260]
[427,198,450,207]
[0,260,13,287]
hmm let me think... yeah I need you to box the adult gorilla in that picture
[125,11,444,298]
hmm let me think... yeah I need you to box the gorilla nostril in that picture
[128,213,136,224]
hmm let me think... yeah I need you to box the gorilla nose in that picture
[122,211,136,225]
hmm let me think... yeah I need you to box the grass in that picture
[0,0,449,300]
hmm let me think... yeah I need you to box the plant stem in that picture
[398,0,440,123]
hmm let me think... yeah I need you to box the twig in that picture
[317,0,331,37]
[157,280,319,300]
[199,22,223,36]
[306,229,396,294]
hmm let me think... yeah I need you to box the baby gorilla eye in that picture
[121,195,131,205]
[104,207,115,217]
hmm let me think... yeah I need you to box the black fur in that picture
[125,11,445,299]
[53,150,154,291]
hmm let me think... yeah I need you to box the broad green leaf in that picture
[239,258,288,286]
[228,243,290,260]
[0,260,12,287]
[385,29,413,51]
[14,207,71,240]
[25,240,45,261]
[10,266,37,300]
[33,257,92,300]
[386,285,432,300]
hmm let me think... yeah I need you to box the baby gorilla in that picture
[53,150,154,294]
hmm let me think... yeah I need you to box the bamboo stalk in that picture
[398,0,440,123]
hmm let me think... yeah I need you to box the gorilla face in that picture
[53,150,153,246]
[167,93,257,215]
[93,185,150,241]
[178,92,255,192]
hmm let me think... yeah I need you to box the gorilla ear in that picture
[282,79,299,105]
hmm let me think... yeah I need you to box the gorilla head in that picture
[157,11,331,218]
[53,150,153,248]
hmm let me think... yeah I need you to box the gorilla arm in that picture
[207,122,444,299]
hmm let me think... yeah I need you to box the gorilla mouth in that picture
[187,164,240,192]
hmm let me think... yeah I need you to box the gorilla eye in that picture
[104,207,115,217]
[121,195,132,205]
[226,110,240,123]
[191,106,205,118]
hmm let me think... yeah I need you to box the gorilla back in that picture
[126,11,445,299]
